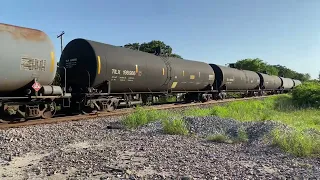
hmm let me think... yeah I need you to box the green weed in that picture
[162,119,189,135]
[206,134,231,143]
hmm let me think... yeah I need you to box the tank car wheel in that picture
[99,96,117,112]
[41,102,57,119]
[81,107,96,115]
[107,103,115,112]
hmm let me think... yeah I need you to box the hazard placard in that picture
[32,81,42,92]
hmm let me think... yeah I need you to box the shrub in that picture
[292,81,320,108]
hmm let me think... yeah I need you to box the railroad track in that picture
[0,95,273,130]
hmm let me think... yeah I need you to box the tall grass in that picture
[271,128,320,157]
[162,119,189,135]
[122,106,175,129]
[122,106,188,135]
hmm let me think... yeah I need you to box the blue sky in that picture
[1,0,319,79]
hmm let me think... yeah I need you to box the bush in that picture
[292,81,320,108]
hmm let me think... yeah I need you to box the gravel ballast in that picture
[0,115,319,180]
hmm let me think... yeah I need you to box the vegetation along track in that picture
[0,95,274,129]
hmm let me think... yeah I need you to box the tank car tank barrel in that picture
[59,38,215,94]
[0,23,56,93]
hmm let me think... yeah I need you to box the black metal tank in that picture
[209,64,249,90]
[257,73,282,90]
[169,57,215,91]
[242,70,260,89]
[59,38,215,93]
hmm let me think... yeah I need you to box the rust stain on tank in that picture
[0,23,47,42]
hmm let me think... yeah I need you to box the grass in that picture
[122,82,320,157]
[271,128,320,157]
[206,127,249,144]
[122,106,175,129]
[122,106,189,135]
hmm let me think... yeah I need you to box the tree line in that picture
[124,40,312,82]
[231,58,311,82]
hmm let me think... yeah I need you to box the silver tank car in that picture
[257,72,282,90]
[59,38,215,93]
[0,23,56,92]
[293,79,302,87]
[280,77,294,89]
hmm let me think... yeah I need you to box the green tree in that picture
[234,58,267,72]
[272,65,295,78]
[123,40,183,59]
[170,53,183,59]
[265,65,279,76]
[123,43,140,50]
[233,58,310,82]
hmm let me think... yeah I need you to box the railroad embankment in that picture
[123,81,320,158]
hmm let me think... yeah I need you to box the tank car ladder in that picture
[160,55,172,87]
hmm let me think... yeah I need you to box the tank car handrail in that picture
[86,70,91,90]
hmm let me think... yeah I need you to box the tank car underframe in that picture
[0,75,72,120]
[0,95,71,121]
[70,90,218,114]
[216,84,263,98]
[70,83,267,114]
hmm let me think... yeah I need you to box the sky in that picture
[1,0,319,79]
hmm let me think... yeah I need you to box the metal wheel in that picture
[81,107,96,115]
[41,102,57,119]
[107,102,115,112]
